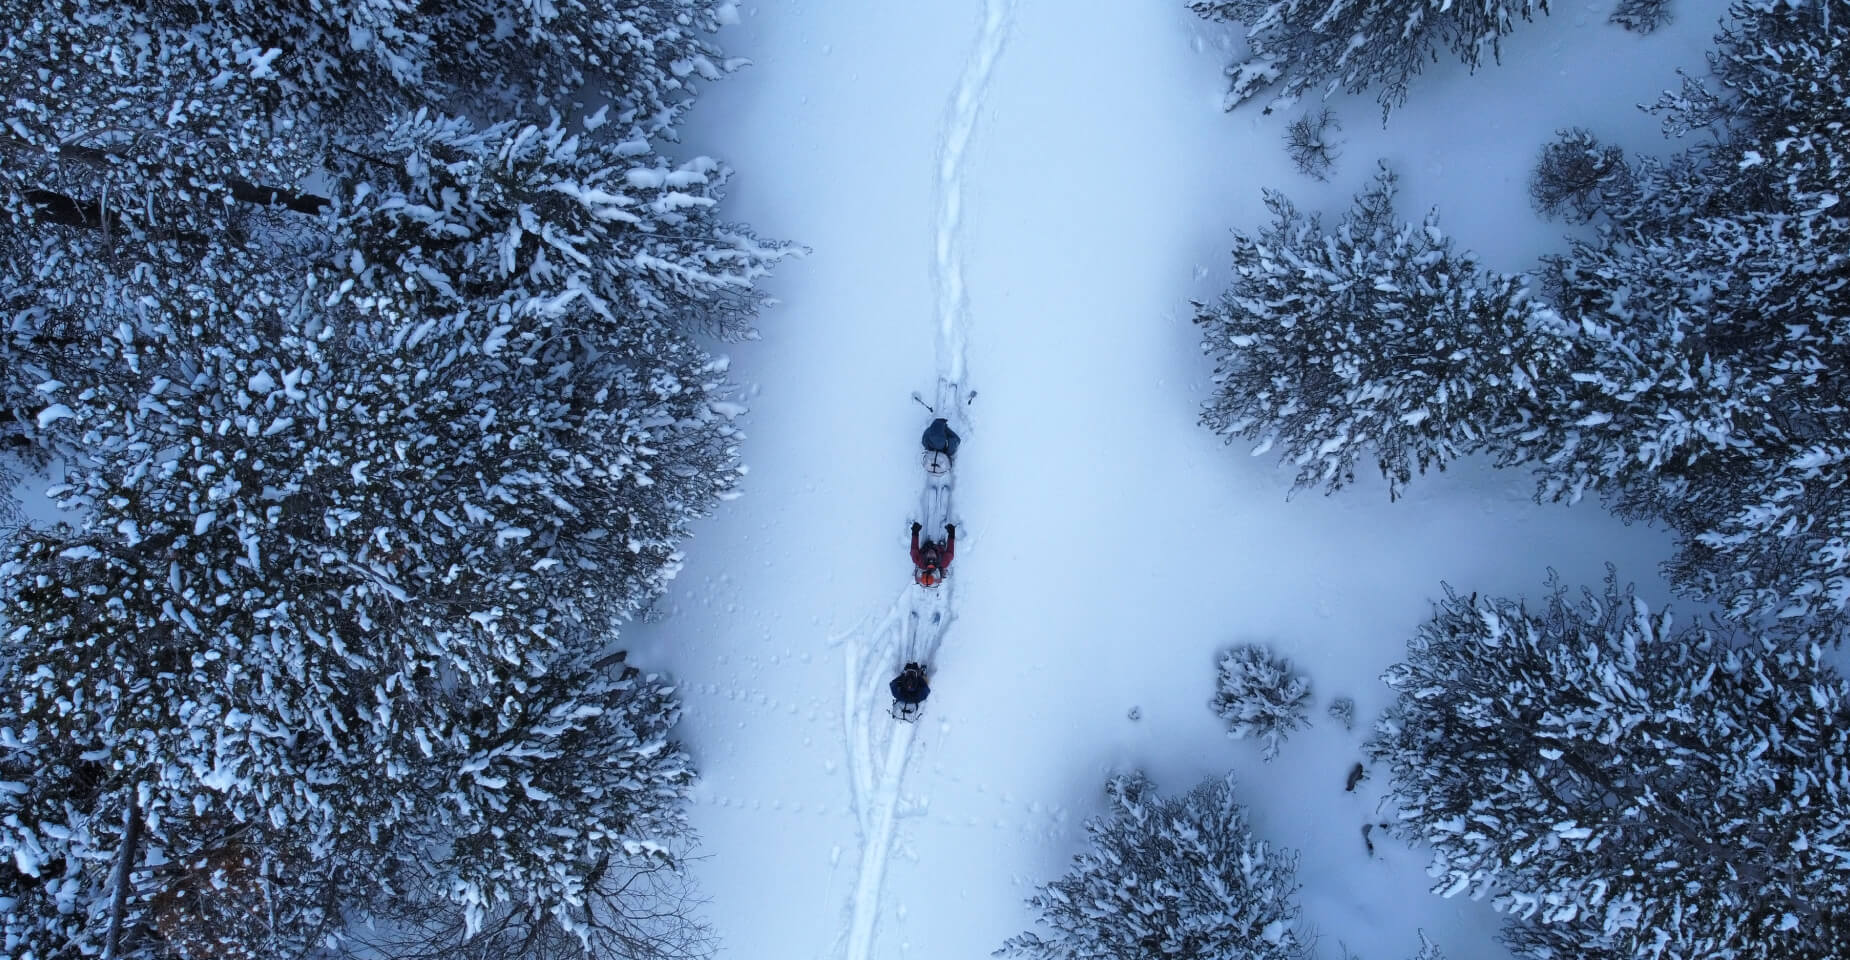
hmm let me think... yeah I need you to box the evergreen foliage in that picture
[1196,166,1568,499]
[1189,0,1550,119]
[1369,572,1850,959]
[1520,0,1850,629]
[0,0,788,956]
[1212,644,1313,760]
[1199,0,1850,633]
[998,773,1303,960]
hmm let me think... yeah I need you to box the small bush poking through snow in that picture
[1213,644,1313,761]
[1284,107,1341,180]
[1327,696,1356,731]
[1609,0,1672,33]
[1529,128,1631,222]
[998,773,1303,960]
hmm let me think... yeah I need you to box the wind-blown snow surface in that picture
[629,2,1724,958]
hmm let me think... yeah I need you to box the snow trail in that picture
[839,586,955,960]
[933,0,1010,394]
[839,2,1009,958]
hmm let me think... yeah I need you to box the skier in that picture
[910,521,955,587]
[921,416,961,475]
[921,417,961,456]
[890,662,930,705]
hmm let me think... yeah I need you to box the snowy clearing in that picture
[629,0,1724,958]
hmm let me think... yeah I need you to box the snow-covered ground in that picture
[629,1,1727,958]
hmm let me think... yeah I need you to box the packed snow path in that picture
[933,0,1008,388]
[838,3,1009,957]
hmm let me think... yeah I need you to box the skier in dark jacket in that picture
[910,521,955,586]
[890,662,930,705]
[920,417,960,475]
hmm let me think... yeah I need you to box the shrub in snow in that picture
[1283,107,1341,181]
[1327,696,1356,731]
[1195,165,1569,499]
[1511,0,1850,632]
[1609,0,1673,32]
[1368,570,1850,960]
[1189,0,1549,119]
[998,773,1303,960]
[1212,644,1313,760]
[1528,128,1632,222]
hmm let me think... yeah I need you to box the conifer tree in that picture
[1370,572,1850,959]
[999,773,1303,960]
[1189,0,1550,118]
[1197,166,1568,499]
[0,0,785,956]
[1520,0,1850,628]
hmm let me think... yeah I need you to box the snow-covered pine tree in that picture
[1212,644,1313,761]
[0,265,725,956]
[338,109,788,344]
[0,0,784,956]
[347,657,705,960]
[997,773,1303,960]
[1196,165,1569,499]
[1517,0,1850,629]
[0,1,787,433]
[127,0,738,139]
[0,2,315,460]
[1368,570,1850,959]
[1189,0,1549,118]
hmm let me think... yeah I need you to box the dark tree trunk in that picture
[102,792,144,960]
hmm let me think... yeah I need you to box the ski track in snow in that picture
[839,2,1010,959]
[933,0,1010,396]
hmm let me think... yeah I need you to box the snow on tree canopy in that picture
[998,772,1304,960]
[1368,569,1850,960]
[1196,164,1570,501]
[1189,0,1552,119]
[0,0,784,955]
[1508,0,1850,633]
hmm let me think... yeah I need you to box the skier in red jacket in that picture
[910,521,955,587]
